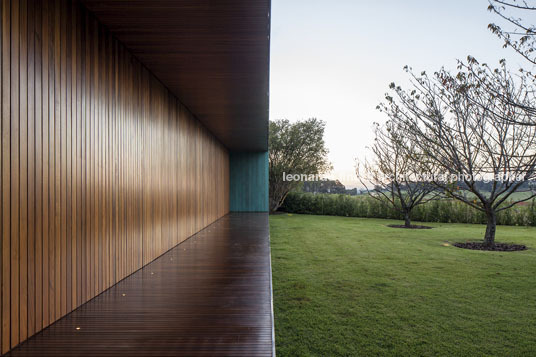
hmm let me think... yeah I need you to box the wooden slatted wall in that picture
[0,0,230,353]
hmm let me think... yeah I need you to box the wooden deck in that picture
[6,213,274,356]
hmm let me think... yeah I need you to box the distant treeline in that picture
[302,180,359,195]
[280,192,536,226]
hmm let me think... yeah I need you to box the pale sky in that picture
[269,0,525,188]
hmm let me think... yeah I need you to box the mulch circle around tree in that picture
[453,242,527,251]
[387,224,433,229]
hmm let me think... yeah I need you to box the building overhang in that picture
[82,0,271,151]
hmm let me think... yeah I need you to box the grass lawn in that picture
[270,214,536,356]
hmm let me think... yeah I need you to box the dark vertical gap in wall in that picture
[229,151,268,212]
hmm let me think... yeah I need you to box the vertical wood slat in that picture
[19,0,29,343]
[26,0,35,339]
[0,1,230,354]
[1,0,10,353]
[33,0,42,334]
[10,0,20,348]
[53,0,60,323]
[0,1,3,350]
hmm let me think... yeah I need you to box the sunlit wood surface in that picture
[81,0,271,151]
[0,0,230,353]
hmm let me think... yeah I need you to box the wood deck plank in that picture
[6,213,273,356]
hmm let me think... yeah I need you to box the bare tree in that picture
[487,1,536,124]
[380,61,536,247]
[454,58,536,125]
[488,0,536,66]
[357,120,439,228]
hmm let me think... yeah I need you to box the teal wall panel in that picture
[229,151,269,212]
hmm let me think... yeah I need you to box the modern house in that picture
[0,0,272,355]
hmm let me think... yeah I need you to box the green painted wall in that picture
[229,151,269,212]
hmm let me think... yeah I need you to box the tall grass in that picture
[280,192,536,226]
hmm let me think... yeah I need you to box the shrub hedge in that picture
[280,192,536,226]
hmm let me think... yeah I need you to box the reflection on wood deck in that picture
[6,213,274,356]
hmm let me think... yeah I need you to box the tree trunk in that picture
[484,210,497,247]
[404,211,411,228]
[269,190,289,214]
[269,198,280,214]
